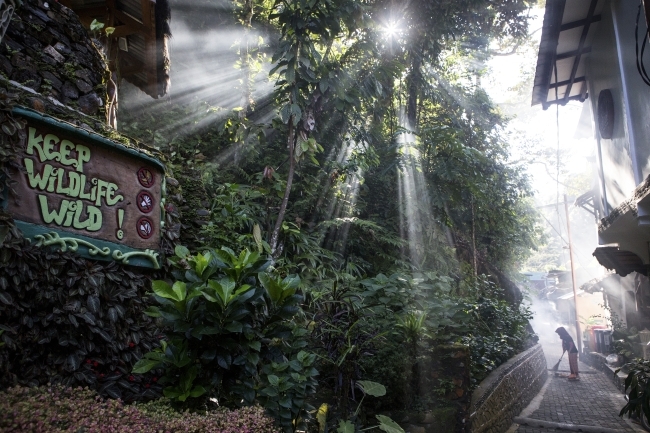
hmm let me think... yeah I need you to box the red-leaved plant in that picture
[0,385,280,433]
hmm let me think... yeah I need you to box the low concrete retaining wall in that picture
[469,344,547,433]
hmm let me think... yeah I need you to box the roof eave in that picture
[531,0,567,107]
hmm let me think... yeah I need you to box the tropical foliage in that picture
[0,0,542,431]
[116,0,540,429]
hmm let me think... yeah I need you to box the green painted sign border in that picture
[16,221,160,269]
[11,106,166,173]
[0,106,165,269]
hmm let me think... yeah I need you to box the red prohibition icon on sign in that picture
[137,167,155,188]
[137,217,154,239]
[137,191,154,213]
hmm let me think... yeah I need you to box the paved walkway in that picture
[508,332,644,433]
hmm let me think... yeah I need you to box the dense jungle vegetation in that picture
[119,0,540,427]
[0,0,542,431]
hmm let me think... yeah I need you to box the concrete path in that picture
[507,333,644,433]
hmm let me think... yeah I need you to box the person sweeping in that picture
[555,326,580,381]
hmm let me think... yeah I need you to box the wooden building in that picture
[60,0,171,100]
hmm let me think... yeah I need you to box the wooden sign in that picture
[3,107,164,269]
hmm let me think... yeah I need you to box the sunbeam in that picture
[319,137,366,255]
[396,109,434,269]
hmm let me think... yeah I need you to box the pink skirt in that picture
[568,352,579,375]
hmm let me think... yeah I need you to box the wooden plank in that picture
[556,47,591,61]
[74,5,109,28]
[113,8,146,28]
[72,5,108,17]
[140,0,158,97]
[549,76,586,89]
[104,0,118,73]
[118,51,146,76]
[111,23,142,38]
[559,15,601,32]
[537,0,566,107]
[563,0,598,103]
[8,118,164,253]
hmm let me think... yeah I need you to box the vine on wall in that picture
[0,83,186,401]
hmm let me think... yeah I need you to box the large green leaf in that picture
[172,281,187,302]
[267,374,280,386]
[132,358,161,373]
[336,420,355,433]
[259,273,298,304]
[144,306,161,317]
[376,415,404,433]
[192,252,211,276]
[174,245,190,259]
[152,280,183,302]
[357,380,386,397]
[282,275,300,290]
[190,385,206,398]
[207,278,239,307]
[180,365,199,392]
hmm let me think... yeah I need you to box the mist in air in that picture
[483,4,613,353]
[119,1,614,346]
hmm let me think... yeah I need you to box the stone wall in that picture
[469,344,547,433]
[0,0,108,119]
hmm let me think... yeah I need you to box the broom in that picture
[551,351,565,372]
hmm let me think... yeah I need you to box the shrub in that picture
[0,385,280,433]
[460,285,534,384]
[618,359,650,425]
[0,226,161,401]
[316,271,533,413]
[134,246,318,431]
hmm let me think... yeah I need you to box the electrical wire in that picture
[539,210,569,245]
[555,64,560,211]
[552,63,568,266]
[636,1,650,86]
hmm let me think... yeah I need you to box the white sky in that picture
[485,7,595,205]
[483,6,607,280]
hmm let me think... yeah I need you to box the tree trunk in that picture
[471,198,478,277]
[406,53,422,128]
[270,119,296,256]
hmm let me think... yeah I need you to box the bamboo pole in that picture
[564,194,583,355]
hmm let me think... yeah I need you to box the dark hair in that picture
[555,327,570,338]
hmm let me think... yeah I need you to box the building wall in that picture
[556,292,608,328]
[588,1,650,215]
[611,1,650,185]
[587,1,636,215]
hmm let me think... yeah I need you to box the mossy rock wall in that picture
[469,344,547,433]
[0,0,192,403]
[0,0,108,119]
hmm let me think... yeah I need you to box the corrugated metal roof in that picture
[593,246,648,277]
[532,0,605,108]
